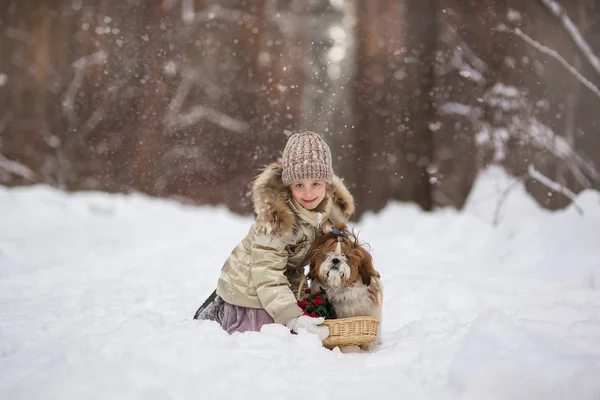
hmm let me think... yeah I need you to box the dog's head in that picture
[309,224,379,289]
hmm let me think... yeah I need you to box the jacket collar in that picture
[289,195,332,229]
[251,160,355,235]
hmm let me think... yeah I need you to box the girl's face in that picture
[290,179,327,210]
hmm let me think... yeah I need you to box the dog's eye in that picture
[327,253,347,262]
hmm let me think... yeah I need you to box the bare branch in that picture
[63,70,85,124]
[63,51,108,124]
[71,50,108,70]
[539,0,600,79]
[493,163,585,226]
[493,175,525,227]
[175,105,250,133]
[438,18,488,81]
[526,118,599,185]
[164,68,249,134]
[528,164,583,214]
[181,0,195,24]
[0,154,36,181]
[161,0,178,11]
[181,1,258,25]
[180,2,328,35]
[80,79,130,137]
[439,102,482,118]
[4,27,34,45]
[496,25,600,101]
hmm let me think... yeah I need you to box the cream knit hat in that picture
[281,131,333,186]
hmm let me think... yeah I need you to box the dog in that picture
[308,224,382,351]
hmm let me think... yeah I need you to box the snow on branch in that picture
[181,0,195,24]
[437,19,487,83]
[440,19,487,73]
[439,102,483,119]
[180,0,303,34]
[181,0,258,25]
[63,51,108,124]
[472,83,599,188]
[164,69,249,134]
[527,119,599,187]
[496,25,600,101]
[171,104,250,134]
[71,51,107,70]
[0,154,36,181]
[80,79,129,137]
[476,116,599,187]
[528,164,583,214]
[4,27,34,45]
[539,0,600,79]
[492,163,584,225]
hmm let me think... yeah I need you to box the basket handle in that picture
[296,275,308,301]
[296,275,384,317]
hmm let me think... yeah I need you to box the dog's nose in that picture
[332,258,340,265]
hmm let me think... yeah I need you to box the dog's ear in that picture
[357,247,379,286]
[308,259,318,281]
[308,240,326,282]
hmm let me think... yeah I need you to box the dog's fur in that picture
[308,224,382,351]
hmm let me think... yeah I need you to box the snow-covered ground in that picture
[1,167,599,400]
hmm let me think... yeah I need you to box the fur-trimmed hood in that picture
[251,160,355,235]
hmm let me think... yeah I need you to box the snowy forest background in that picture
[1,0,599,218]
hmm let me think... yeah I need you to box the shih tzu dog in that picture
[308,224,382,350]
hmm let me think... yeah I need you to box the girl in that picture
[195,131,355,340]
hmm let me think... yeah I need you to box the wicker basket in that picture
[296,276,383,349]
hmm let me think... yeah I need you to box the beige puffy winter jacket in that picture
[216,160,355,325]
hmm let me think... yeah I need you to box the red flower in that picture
[297,290,335,319]
[304,288,311,294]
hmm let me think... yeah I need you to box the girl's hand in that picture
[285,315,330,340]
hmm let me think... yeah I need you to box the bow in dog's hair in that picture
[331,227,349,238]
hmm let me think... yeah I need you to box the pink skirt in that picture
[219,301,275,334]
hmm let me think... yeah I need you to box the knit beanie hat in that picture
[281,131,333,186]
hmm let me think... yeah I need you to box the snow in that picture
[507,9,522,22]
[1,167,600,399]
[485,83,523,110]
[439,102,478,117]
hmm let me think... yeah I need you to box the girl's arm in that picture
[250,232,304,325]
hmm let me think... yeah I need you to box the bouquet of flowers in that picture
[297,287,336,319]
